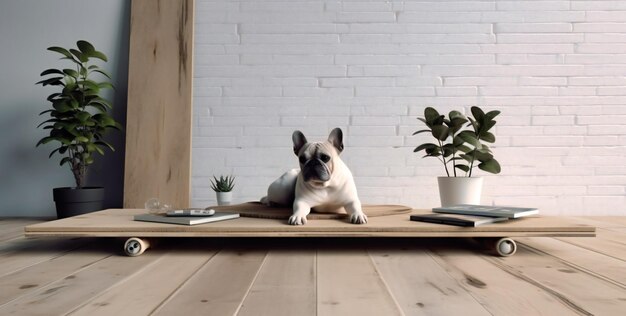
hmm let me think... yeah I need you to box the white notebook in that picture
[134,212,239,225]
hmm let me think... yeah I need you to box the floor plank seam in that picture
[518,241,626,289]
[63,252,170,316]
[0,252,114,310]
[0,239,93,279]
[148,249,221,316]
[366,249,406,316]
[555,238,626,263]
[483,256,594,316]
[232,250,269,316]
[424,248,496,316]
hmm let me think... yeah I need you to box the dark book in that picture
[433,204,538,219]
[410,213,508,227]
[134,212,239,225]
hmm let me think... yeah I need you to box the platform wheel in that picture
[493,237,517,257]
[124,237,150,257]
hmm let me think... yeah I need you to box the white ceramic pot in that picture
[437,177,483,207]
[216,192,233,206]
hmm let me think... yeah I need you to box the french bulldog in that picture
[261,128,367,225]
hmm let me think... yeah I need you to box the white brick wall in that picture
[192,0,626,215]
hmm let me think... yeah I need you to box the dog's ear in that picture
[328,128,344,154]
[292,130,308,155]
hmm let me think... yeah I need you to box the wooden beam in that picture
[124,0,194,208]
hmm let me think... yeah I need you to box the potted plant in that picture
[413,106,501,206]
[210,175,235,206]
[36,40,121,218]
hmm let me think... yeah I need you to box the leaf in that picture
[458,131,481,149]
[97,82,114,90]
[448,110,465,120]
[471,106,485,121]
[89,97,112,109]
[63,68,80,78]
[60,157,72,166]
[425,147,441,156]
[92,69,111,79]
[46,93,63,102]
[455,164,470,172]
[36,77,64,86]
[70,48,87,63]
[47,46,72,58]
[91,50,108,62]
[36,136,56,147]
[431,125,449,141]
[478,159,501,174]
[76,136,89,142]
[37,118,59,128]
[48,148,61,158]
[52,101,73,113]
[452,135,465,147]
[77,80,99,90]
[441,144,455,157]
[457,144,472,153]
[40,68,64,76]
[474,151,494,162]
[482,120,496,133]
[76,111,91,122]
[61,56,82,67]
[485,110,501,120]
[448,117,468,134]
[459,153,474,162]
[481,132,496,143]
[95,140,115,152]
[424,107,440,125]
[77,40,96,55]
[412,129,431,136]
[414,143,437,152]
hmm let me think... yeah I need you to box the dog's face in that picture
[292,128,344,188]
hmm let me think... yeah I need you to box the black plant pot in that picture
[53,187,105,219]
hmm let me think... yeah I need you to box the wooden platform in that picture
[24,209,595,238]
[1,217,624,315]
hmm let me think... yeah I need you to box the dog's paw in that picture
[288,214,308,225]
[349,212,368,224]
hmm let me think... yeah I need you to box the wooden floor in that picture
[1,217,625,316]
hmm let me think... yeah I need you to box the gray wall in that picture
[0,0,130,217]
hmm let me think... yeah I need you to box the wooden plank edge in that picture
[23,231,596,238]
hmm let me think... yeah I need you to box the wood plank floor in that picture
[0,218,624,316]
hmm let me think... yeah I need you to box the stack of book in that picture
[410,204,538,227]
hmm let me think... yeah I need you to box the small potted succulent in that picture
[36,40,121,218]
[210,175,235,206]
[413,106,501,206]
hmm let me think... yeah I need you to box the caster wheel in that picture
[124,237,150,257]
[494,238,517,257]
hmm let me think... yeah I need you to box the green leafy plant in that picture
[413,106,501,177]
[210,175,235,192]
[36,40,121,189]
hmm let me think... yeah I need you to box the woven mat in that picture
[207,202,412,220]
